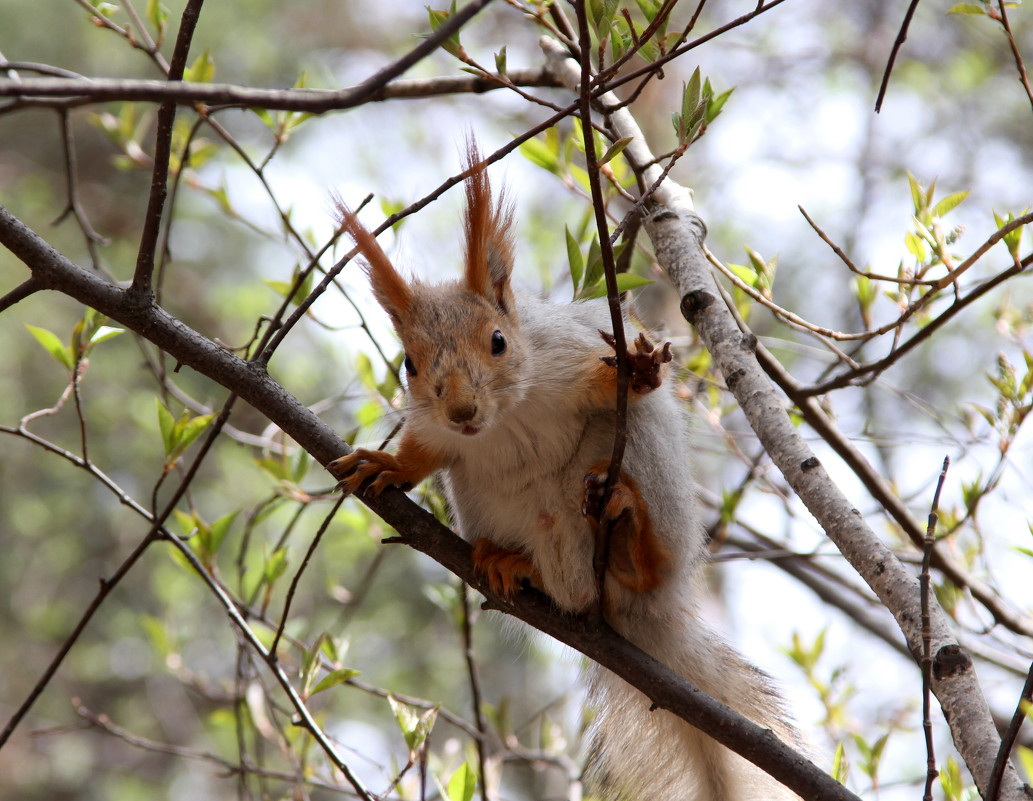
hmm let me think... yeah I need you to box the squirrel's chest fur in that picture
[430,295,659,612]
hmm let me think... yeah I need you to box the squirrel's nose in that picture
[447,403,478,424]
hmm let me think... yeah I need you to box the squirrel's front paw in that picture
[329,449,415,496]
[598,331,673,394]
[472,538,540,599]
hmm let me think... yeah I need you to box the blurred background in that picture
[1,1,1033,799]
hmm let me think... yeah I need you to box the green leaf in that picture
[310,667,361,697]
[89,325,125,347]
[614,273,653,292]
[598,136,633,166]
[184,50,215,84]
[146,0,169,32]
[907,172,924,214]
[446,763,477,801]
[206,511,236,556]
[156,399,176,455]
[519,135,560,175]
[425,2,463,59]
[931,190,970,218]
[25,324,75,370]
[948,3,987,13]
[584,236,603,289]
[565,226,584,294]
[387,695,439,754]
[174,412,217,453]
[264,547,289,584]
[831,742,849,784]
[494,46,507,75]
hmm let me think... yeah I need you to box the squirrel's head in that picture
[336,140,528,439]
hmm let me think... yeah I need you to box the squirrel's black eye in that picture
[490,330,506,356]
[403,354,418,377]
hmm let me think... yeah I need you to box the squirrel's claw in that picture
[329,450,414,496]
[597,330,674,394]
[472,538,540,599]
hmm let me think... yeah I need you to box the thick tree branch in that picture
[0,202,855,801]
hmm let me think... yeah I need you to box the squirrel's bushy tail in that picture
[585,610,801,801]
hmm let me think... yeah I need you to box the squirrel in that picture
[329,143,801,801]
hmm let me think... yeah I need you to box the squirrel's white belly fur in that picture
[440,296,801,801]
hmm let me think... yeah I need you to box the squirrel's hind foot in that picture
[582,461,671,593]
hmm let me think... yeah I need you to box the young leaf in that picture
[446,762,477,801]
[565,226,585,294]
[25,324,75,370]
[264,546,289,584]
[310,667,362,697]
[184,50,215,83]
[948,3,987,13]
[156,400,176,455]
[931,190,970,219]
[598,136,633,166]
[494,46,507,75]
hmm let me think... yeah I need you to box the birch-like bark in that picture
[539,35,1024,801]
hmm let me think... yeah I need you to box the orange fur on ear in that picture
[462,140,515,312]
[334,199,413,324]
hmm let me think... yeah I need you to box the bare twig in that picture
[460,584,491,801]
[129,0,204,299]
[875,0,922,112]
[921,457,949,801]
[987,660,1033,801]
[572,0,631,611]
[996,0,1033,114]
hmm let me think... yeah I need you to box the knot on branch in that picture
[932,644,972,680]
[680,289,714,319]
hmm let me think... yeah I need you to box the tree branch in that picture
[0,68,558,112]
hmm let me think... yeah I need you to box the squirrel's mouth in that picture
[460,424,480,436]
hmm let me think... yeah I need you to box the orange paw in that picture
[598,331,673,394]
[582,460,669,593]
[471,538,540,599]
[329,449,417,496]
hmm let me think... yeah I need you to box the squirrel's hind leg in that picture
[582,461,671,593]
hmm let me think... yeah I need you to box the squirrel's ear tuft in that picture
[333,197,413,327]
[462,139,515,314]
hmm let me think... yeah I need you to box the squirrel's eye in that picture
[490,330,506,356]
[403,354,418,377]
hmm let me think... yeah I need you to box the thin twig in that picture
[987,660,1033,801]
[573,0,631,616]
[129,0,204,299]
[460,584,491,801]
[875,0,922,112]
[270,493,346,657]
[921,456,949,801]
[996,0,1033,114]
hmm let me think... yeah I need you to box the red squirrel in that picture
[330,143,800,801]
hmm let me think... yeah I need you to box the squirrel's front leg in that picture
[583,460,671,593]
[329,430,442,496]
[583,331,673,409]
